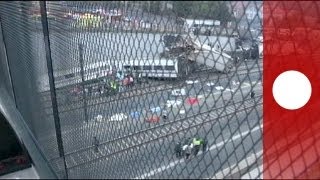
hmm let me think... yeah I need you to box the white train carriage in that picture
[37,61,113,92]
[123,58,190,79]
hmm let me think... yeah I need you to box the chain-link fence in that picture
[0,1,317,179]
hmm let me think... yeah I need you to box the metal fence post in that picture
[39,1,68,178]
[79,43,89,123]
[0,17,16,104]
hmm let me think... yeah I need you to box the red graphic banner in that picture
[263,1,320,178]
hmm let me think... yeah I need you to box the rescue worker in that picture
[93,136,99,153]
[162,110,168,120]
[110,80,118,92]
[98,85,102,95]
[84,14,91,28]
[88,14,94,28]
[137,73,142,84]
[202,138,208,152]
[236,56,240,64]
[109,80,114,94]
[192,138,202,156]
[123,76,129,87]
[251,43,259,59]
[84,88,89,95]
[185,143,193,160]
[92,15,99,29]
[182,143,188,158]
[145,73,149,84]
[117,70,124,80]
[129,75,134,87]
[217,44,221,51]
[174,142,182,158]
[124,75,130,87]
[88,86,92,96]
[104,82,109,92]
[250,90,255,99]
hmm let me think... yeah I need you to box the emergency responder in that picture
[92,15,100,28]
[236,56,240,64]
[174,142,182,158]
[181,143,188,157]
[104,81,110,93]
[162,110,168,120]
[123,76,129,88]
[250,90,255,99]
[93,136,99,153]
[124,75,130,88]
[110,80,118,93]
[185,143,193,160]
[145,73,149,84]
[251,42,259,59]
[117,70,124,80]
[181,138,192,158]
[110,80,114,93]
[88,86,92,96]
[137,73,142,84]
[217,44,221,51]
[202,138,208,152]
[98,85,102,95]
[192,138,202,156]
[129,75,134,87]
[114,81,119,92]
[88,14,94,28]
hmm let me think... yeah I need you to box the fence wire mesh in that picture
[1,0,316,179]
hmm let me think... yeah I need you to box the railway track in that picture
[49,96,262,171]
[39,59,262,101]
[39,61,262,115]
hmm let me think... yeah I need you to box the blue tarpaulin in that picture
[130,111,140,119]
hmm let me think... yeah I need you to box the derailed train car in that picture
[160,34,235,73]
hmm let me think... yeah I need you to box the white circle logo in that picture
[272,70,312,110]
